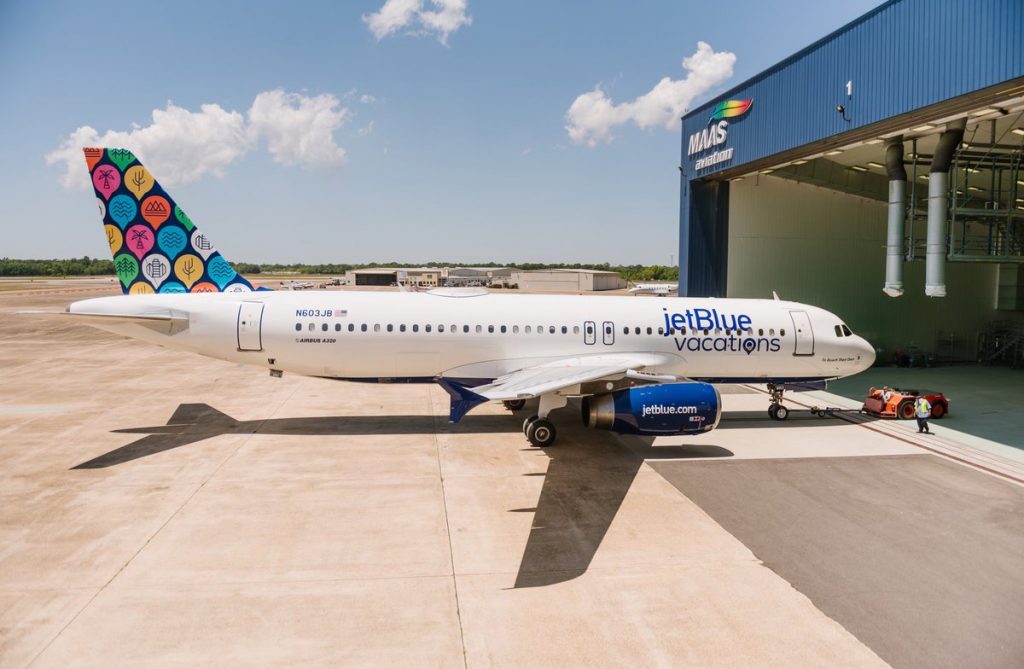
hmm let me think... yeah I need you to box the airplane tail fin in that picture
[84,148,261,295]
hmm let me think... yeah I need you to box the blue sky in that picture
[1,0,881,264]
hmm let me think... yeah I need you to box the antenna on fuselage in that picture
[772,291,780,301]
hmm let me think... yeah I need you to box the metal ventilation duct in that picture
[883,138,907,297]
[925,119,966,298]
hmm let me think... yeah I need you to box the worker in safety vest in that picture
[915,396,932,434]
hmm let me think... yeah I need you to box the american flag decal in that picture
[336,309,348,317]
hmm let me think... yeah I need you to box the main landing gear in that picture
[522,393,567,447]
[502,399,526,411]
[767,383,789,421]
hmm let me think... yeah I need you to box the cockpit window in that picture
[842,324,853,336]
[835,325,842,337]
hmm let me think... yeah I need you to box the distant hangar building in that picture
[512,269,627,292]
[679,0,1024,360]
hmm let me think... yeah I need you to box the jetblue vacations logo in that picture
[661,307,781,354]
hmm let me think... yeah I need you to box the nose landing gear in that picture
[767,383,789,421]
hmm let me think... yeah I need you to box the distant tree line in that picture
[1,258,678,282]
[0,257,115,276]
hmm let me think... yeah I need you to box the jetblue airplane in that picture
[50,148,874,447]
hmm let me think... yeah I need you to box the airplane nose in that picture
[854,336,875,371]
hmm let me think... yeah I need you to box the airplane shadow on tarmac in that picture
[76,403,733,589]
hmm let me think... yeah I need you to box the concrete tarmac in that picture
[1,287,1022,668]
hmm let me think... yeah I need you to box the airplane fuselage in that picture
[69,289,875,384]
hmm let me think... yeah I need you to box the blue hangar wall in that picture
[678,0,1024,297]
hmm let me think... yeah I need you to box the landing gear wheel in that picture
[526,418,557,447]
[523,415,539,435]
[774,405,789,421]
[503,399,526,411]
[768,403,780,420]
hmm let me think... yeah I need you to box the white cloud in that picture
[358,120,376,136]
[248,90,348,168]
[520,147,533,157]
[359,94,377,104]
[46,90,352,189]
[363,0,471,45]
[565,42,736,147]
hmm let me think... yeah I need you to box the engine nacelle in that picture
[581,383,721,436]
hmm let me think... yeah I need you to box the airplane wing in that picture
[438,353,679,422]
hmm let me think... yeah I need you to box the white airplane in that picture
[42,148,875,447]
[629,282,679,296]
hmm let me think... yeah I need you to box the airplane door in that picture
[602,321,615,345]
[584,320,596,345]
[237,301,264,351]
[789,310,814,356]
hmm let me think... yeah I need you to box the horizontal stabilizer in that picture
[18,309,189,334]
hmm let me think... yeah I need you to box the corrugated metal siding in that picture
[681,0,1024,176]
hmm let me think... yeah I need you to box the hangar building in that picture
[679,0,1024,362]
[512,269,627,292]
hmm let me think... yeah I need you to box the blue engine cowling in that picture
[581,383,721,436]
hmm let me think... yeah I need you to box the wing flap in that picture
[467,353,676,401]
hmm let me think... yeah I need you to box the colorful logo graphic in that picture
[82,148,258,295]
[708,99,753,122]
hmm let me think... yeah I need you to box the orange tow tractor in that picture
[863,387,950,420]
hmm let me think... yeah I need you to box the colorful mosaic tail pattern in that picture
[85,148,260,295]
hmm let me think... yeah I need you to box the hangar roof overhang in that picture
[679,0,1024,183]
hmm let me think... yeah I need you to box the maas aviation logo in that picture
[708,99,752,122]
[688,99,753,170]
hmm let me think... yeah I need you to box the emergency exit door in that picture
[789,310,814,356]
[237,302,265,351]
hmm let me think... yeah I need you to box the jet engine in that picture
[581,382,721,436]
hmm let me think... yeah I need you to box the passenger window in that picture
[412,324,418,332]
[573,326,580,334]
[463,325,470,333]
[758,328,764,336]
[374,324,381,332]
[387,324,393,332]
[780,329,786,336]
[561,326,567,334]
[320,324,327,332]
[348,324,354,332]
[400,324,406,332]
[308,323,315,332]
[361,324,368,332]
[703,329,709,335]
[681,328,686,335]
[295,323,301,332]
[500,325,507,333]
[438,324,444,332]
[550,326,556,334]
[769,328,775,336]
[425,324,431,332]
[646,327,652,335]
[335,323,341,332]
[513,325,520,333]
[476,325,482,333]
[635,327,641,335]
[658,327,664,335]
[488,325,494,333]
[623,326,629,335]
[525,326,532,333]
